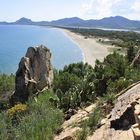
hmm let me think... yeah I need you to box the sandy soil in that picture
[62,29,114,67]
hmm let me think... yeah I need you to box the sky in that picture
[0,0,140,22]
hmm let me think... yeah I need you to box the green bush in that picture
[94,52,128,96]
[53,72,80,93]
[53,62,95,111]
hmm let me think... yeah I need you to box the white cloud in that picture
[80,0,123,19]
[126,13,140,20]
[131,1,140,12]
[126,0,140,20]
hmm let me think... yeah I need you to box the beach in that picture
[62,29,114,67]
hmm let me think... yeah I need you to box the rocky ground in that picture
[54,104,96,140]
[54,82,140,140]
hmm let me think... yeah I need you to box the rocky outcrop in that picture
[89,82,140,140]
[11,45,53,103]
[54,104,96,140]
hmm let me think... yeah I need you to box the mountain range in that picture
[0,16,140,30]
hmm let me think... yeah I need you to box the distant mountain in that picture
[14,17,49,26]
[0,16,140,30]
[14,17,33,25]
[84,16,140,29]
[50,17,85,26]
[49,16,140,29]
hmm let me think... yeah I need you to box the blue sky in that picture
[0,0,140,21]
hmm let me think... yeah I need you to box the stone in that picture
[110,83,140,126]
[10,45,53,104]
[100,118,107,126]
[61,136,74,140]
[64,114,71,121]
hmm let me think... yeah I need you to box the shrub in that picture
[0,91,64,140]
[75,127,89,140]
[53,72,80,93]
[6,103,27,118]
[81,107,101,133]
[53,63,95,111]
[14,91,63,140]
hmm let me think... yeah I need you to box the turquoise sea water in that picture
[0,25,83,74]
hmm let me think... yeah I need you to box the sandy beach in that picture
[62,29,114,68]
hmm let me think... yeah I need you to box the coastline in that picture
[61,29,115,68]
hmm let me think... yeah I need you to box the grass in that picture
[79,106,101,136]
[75,127,89,140]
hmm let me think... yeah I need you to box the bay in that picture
[0,25,83,74]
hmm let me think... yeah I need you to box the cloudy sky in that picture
[0,0,140,21]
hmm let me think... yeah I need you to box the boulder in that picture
[11,45,53,103]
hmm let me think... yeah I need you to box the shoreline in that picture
[61,29,115,68]
[61,29,86,64]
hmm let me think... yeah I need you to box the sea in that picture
[0,25,83,74]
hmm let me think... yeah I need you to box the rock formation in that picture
[54,82,140,140]
[89,82,140,140]
[11,45,53,103]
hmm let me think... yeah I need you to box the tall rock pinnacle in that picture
[11,45,53,103]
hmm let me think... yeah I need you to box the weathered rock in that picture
[131,103,140,140]
[54,104,96,140]
[61,136,74,140]
[64,109,77,120]
[11,45,53,103]
[109,84,140,130]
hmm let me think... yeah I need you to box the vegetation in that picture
[69,28,140,48]
[6,103,27,119]
[1,49,140,139]
[0,91,63,140]
[0,73,15,97]
[0,29,140,139]
[81,107,101,132]
[75,127,89,140]
[53,50,140,113]
[53,62,95,111]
